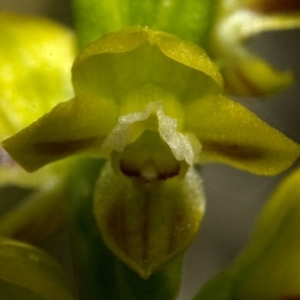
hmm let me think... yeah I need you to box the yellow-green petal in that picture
[2,26,222,172]
[0,236,74,300]
[72,26,223,104]
[185,94,300,175]
[0,147,67,187]
[0,13,76,141]
[209,3,300,96]
[2,97,117,172]
[219,51,294,96]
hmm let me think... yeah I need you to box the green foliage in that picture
[0,13,75,141]
[72,0,217,48]
[0,237,74,300]
[195,168,300,299]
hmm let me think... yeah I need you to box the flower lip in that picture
[93,162,206,278]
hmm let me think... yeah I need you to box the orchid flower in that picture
[208,0,300,96]
[0,0,299,299]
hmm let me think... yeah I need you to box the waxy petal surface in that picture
[2,97,117,172]
[185,94,300,175]
[94,163,205,278]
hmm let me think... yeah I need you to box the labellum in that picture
[94,99,205,278]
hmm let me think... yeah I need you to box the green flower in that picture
[195,167,300,300]
[208,0,300,96]
[0,0,300,282]
[2,26,299,175]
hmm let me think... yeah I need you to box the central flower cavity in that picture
[120,130,182,180]
[101,101,201,181]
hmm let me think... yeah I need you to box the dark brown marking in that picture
[106,202,129,255]
[202,140,265,161]
[141,194,150,262]
[35,137,99,155]
[249,0,300,14]
[119,160,180,180]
